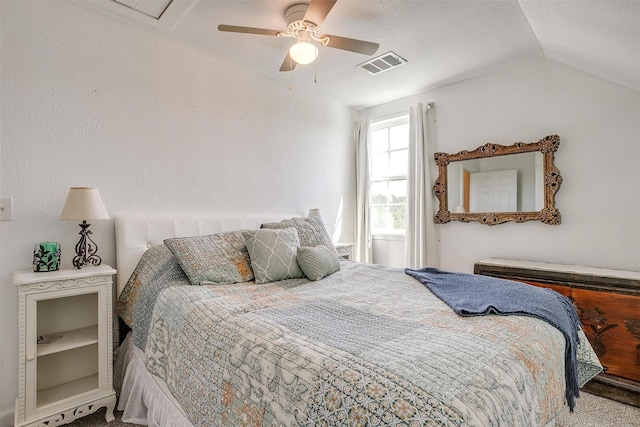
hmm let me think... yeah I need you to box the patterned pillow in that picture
[260,217,337,254]
[297,245,341,281]
[164,231,254,285]
[243,228,304,284]
[116,244,183,327]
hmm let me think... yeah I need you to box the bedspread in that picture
[138,262,601,427]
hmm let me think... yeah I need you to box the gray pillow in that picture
[260,217,337,254]
[297,245,341,281]
[243,228,304,284]
[164,231,254,285]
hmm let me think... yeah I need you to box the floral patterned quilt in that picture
[130,261,602,427]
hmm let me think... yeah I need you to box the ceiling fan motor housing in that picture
[285,4,309,26]
[285,4,319,36]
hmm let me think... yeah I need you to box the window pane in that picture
[370,181,388,204]
[371,153,388,178]
[389,124,409,150]
[390,205,406,230]
[369,116,409,235]
[389,150,408,176]
[389,180,407,203]
[371,205,388,230]
[371,129,388,153]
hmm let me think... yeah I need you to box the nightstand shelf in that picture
[36,325,98,356]
[14,265,117,427]
[37,374,99,407]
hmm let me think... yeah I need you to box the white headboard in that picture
[114,212,299,296]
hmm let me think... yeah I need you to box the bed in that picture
[113,212,603,427]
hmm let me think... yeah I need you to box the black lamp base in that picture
[73,221,102,269]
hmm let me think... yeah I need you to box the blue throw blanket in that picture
[405,267,581,412]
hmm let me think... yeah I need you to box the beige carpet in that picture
[555,392,640,427]
[66,392,640,426]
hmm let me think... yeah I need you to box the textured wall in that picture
[360,59,640,274]
[0,2,354,424]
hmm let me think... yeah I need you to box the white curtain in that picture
[354,118,372,263]
[404,103,440,268]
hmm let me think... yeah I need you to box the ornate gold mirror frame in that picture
[433,135,562,225]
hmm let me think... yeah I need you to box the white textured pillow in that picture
[297,245,341,281]
[243,228,304,284]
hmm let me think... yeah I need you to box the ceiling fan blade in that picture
[323,34,379,55]
[303,0,337,26]
[218,24,281,37]
[279,52,297,72]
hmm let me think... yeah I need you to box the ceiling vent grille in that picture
[359,51,407,75]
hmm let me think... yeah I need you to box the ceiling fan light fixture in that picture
[289,40,318,65]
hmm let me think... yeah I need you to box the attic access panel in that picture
[113,0,172,19]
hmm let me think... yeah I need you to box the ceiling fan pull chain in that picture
[289,57,294,90]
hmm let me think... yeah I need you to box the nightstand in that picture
[14,265,117,427]
[334,243,354,260]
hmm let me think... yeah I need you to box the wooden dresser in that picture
[474,258,640,407]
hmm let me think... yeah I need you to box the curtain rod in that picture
[370,102,433,122]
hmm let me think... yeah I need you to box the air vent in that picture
[359,52,407,75]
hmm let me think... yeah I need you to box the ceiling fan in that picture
[218,0,379,72]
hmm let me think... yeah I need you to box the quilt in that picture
[405,267,584,412]
[124,260,602,427]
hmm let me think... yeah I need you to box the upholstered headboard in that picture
[114,212,299,296]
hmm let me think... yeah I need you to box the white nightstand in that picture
[14,265,117,427]
[334,243,354,260]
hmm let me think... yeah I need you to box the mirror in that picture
[433,135,562,225]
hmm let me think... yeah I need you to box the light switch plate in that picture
[1,197,13,220]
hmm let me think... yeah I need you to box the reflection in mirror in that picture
[447,152,543,213]
[433,135,562,225]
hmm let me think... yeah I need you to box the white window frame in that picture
[369,113,410,236]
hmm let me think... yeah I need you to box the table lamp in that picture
[308,208,327,226]
[59,187,110,269]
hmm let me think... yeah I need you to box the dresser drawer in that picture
[572,288,640,383]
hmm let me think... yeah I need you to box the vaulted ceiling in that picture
[78,0,640,108]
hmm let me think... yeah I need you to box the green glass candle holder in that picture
[33,242,61,272]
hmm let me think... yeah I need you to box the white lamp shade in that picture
[60,187,110,221]
[289,40,318,65]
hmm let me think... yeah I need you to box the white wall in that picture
[360,59,640,274]
[0,2,355,424]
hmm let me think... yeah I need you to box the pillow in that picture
[297,245,341,281]
[243,228,304,284]
[260,217,337,254]
[116,244,184,327]
[164,231,254,285]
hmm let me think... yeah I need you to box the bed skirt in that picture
[114,333,193,427]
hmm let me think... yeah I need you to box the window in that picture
[369,115,409,234]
